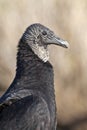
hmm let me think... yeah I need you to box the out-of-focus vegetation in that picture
[0,0,87,130]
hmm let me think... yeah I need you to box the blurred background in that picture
[0,0,87,129]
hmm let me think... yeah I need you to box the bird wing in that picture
[0,94,51,130]
[0,89,33,108]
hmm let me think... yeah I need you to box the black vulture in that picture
[0,23,69,130]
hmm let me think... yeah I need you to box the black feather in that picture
[0,24,57,130]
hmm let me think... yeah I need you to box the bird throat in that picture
[29,43,49,62]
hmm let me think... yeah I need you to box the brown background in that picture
[0,0,87,130]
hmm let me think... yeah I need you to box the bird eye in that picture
[42,31,47,36]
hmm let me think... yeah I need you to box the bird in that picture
[0,23,69,130]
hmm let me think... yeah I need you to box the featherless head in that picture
[21,23,69,62]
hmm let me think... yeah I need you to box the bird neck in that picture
[16,41,54,96]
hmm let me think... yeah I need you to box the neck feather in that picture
[16,41,54,91]
[15,41,56,108]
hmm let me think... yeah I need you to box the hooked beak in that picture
[47,36,69,48]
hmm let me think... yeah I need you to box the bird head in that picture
[22,23,69,62]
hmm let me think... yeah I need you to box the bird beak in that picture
[47,36,69,48]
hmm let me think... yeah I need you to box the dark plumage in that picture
[0,23,69,130]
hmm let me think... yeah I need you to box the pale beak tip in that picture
[64,41,70,48]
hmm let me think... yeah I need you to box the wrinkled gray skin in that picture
[0,23,69,130]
